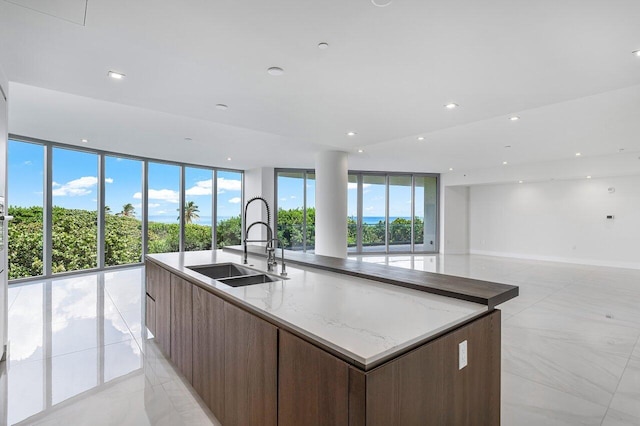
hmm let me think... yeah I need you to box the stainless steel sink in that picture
[187,263,256,280]
[218,274,279,287]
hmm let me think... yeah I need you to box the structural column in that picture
[315,151,348,258]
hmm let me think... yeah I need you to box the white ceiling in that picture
[1,0,640,175]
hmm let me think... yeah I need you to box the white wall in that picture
[442,186,470,254]
[469,175,640,269]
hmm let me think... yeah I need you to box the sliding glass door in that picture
[349,172,439,254]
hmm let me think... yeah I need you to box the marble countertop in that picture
[147,250,488,369]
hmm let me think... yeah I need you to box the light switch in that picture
[459,340,468,370]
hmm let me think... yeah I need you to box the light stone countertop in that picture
[147,250,488,369]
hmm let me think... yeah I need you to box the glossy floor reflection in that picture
[4,267,219,426]
[4,257,640,425]
[351,254,640,426]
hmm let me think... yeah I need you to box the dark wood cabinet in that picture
[170,274,193,383]
[278,330,349,426]
[145,260,502,426]
[224,303,277,426]
[145,261,171,356]
[192,286,225,422]
[145,294,156,337]
[364,310,501,426]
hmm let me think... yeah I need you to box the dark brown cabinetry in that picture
[192,286,225,422]
[278,330,349,426]
[224,303,278,426]
[170,274,193,383]
[145,259,501,426]
[145,261,171,356]
[364,310,501,425]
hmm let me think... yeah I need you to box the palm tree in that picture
[179,201,200,224]
[120,203,135,217]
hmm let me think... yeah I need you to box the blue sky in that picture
[8,140,243,224]
[9,140,427,223]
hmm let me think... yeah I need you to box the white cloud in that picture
[133,189,179,203]
[52,176,98,197]
[105,177,114,184]
[23,160,32,165]
[217,177,241,192]
[280,197,287,202]
[186,179,212,196]
[290,195,296,199]
[228,197,241,204]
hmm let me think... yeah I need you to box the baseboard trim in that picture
[469,249,640,270]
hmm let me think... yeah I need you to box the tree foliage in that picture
[7,206,243,280]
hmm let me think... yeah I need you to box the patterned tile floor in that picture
[3,255,640,425]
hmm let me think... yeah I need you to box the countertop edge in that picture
[144,254,491,371]
[223,245,519,308]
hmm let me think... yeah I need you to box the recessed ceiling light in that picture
[81,138,88,143]
[509,116,520,121]
[227,157,232,161]
[586,175,592,179]
[504,145,511,148]
[619,148,625,152]
[518,180,523,184]
[347,131,357,136]
[575,152,581,156]
[215,104,228,110]
[371,0,392,6]
[444,103,458,109]
[267,67,284,76]
[108,71,125,80]
[503,161,508,165]
[184,137,192,141]
[449,168,454,171]
[318,42,329,49]
[633,50,640,57]
[357,149,364,153]
[417,136,425,141]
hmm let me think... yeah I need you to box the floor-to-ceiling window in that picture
[7,140,45,279]
[105,156,143,266]
[216,170,243,248]
[275,170,315,252]
[361,174,387,252]
[184,167,213,251]
[7,137,243,281]
[388,175,412,252]
[347,172,439,254]
[146,162,180,254]
[52,147,98,273]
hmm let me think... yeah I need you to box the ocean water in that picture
[360,216,411,224]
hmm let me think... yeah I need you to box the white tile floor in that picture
[2,255,640,425]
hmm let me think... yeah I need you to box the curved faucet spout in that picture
[243,197,274,264]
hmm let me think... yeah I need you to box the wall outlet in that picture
[459,340,468,370]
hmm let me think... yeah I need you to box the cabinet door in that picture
[192,286,225,422]
[278,330,349,426]
[366,310,501,426]
[224,303,277,426]
[146,262,171,356]
[145,294,156,337]
[170,274,193,383]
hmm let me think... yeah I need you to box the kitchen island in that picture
[145,250,517,425]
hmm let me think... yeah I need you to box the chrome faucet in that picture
[267,238,287,276]
[243,196,274,265]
